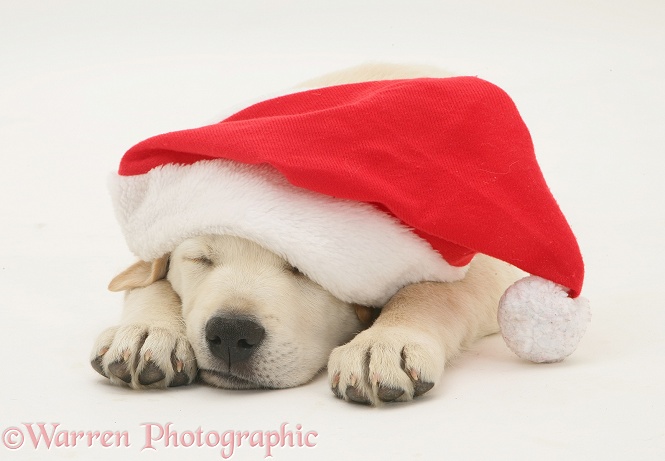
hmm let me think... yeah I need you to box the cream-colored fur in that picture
[91,63,519,404]
[328,255,516,403]
[299,62,453,88]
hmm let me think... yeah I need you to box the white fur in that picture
[110,160,467,306]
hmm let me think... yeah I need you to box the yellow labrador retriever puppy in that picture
[90,64,519,405]
[92,234,515,404]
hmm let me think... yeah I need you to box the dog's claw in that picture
[331,387,344,400]
[108,361,132,383]
[138,361,166,385]
[166,352,191,387]
[330,372,344,399]
[90,356,107,378]
[377,385,404,402]
[413,380,434,397]
[169,372,190,387]
[407,368,434,396]
[345,385,370,404]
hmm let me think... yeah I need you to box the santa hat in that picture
[111,76,590,363]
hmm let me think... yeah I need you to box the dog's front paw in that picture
[327,326,443,405]
[90,325,197,389]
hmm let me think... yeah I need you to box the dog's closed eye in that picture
[186,256,214,267]
[285,264,303,276]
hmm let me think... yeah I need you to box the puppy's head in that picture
[112,234,367,389]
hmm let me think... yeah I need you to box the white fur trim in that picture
[498,276,591,363]
[110,160,468,306]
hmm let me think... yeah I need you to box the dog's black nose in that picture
[205,316,266,364]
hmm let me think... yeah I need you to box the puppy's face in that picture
[166,235,363,389]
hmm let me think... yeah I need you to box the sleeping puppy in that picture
[91,235,516,405]
[90,64,519,405]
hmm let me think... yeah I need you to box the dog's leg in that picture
[328,255,517,405]
[90,280,197,389]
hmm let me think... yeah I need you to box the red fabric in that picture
[119,77,584,297]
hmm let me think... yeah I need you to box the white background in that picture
[1,1,664,460]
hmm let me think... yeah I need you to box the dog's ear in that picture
[108,255,170,292]
[353,304,381,327]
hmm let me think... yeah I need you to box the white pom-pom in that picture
[498,276,591,363]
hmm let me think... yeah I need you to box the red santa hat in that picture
[111,76,590,363]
